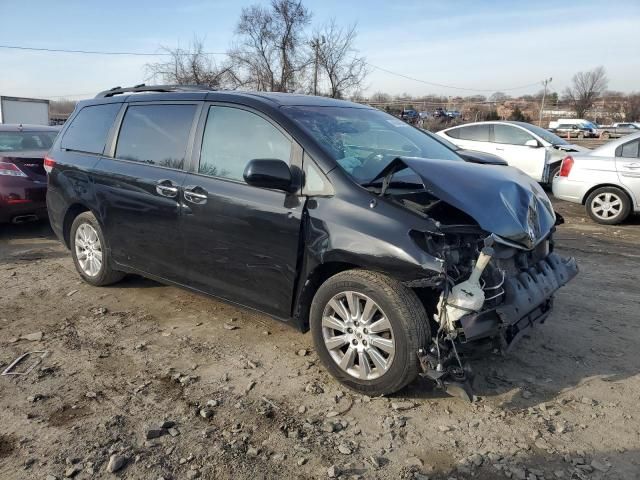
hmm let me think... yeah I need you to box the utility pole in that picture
[539,77,552,127]
[310,36,325,96]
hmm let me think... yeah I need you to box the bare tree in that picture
[50,100,77,116]
[489,92,509,103]
[624,93,640,122]
[230,0,311,92]
[370,92,391,103]
[314,20,369,98]
[146,38,240,88]
[563,66,608,117]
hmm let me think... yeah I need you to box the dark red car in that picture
[0,124,59,223]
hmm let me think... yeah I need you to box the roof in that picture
[589,131,640,157]
[81,87,370,110]
[0,124,60,132]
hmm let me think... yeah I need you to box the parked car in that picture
[553,132,640,224]
[597,123,640,139]
[421,129,508,166]
[437,121,588,183]
[433,107,446,118]
[400,109,419,123]
[0,124,59,223]
[548,119,598,130]
[46,85,577,398]
[551,123,596,139]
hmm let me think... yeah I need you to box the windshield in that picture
[517,123,569,145]
[282,106,461,183]
[0,131,58,152]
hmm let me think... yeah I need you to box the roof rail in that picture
[95,84,216,98]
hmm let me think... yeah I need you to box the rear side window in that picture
[61,104,120,154]
[115,104,197,169]
[199,106,292,181]
[493,125,535,145]
[454,125,490,142]
[444,128,460,139]
[618,139,639,158]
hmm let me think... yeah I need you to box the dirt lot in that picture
[1,199,639,480]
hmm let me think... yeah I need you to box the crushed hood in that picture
[376,157,556,249]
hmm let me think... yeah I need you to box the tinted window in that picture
[199,106,292,181]
[493,125,535,145]
[456,124,490,142]
[115,104,196,169]
[619,139,639,158]
[61,104,120,154]
[0,131,58,152]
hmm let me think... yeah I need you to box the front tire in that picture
[70,211,125,286]
[310,269,430,396]
[585,187,631,225]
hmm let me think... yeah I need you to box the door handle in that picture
[156,179,179,198]
[184,185,208,205]
[495,147,504,151]
[623,163,640,169]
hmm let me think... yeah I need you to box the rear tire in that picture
[310,269,430,396]
[585,186,631,225]
[70,211,125,286]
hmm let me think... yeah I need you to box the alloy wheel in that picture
[591,192,623,221]
[321,291,395,380]
[75,223,103,277]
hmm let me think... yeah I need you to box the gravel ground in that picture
[1,199,639,480]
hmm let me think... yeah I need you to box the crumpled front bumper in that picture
[457,252,578,347]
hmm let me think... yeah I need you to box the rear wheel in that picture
[601,131,610,139]
[310,269,430,396]
[70,212,125,286]
[585,187,631,225]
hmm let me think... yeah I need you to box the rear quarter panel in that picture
[562,155,622,203]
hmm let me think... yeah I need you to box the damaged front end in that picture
[371,157,578,400]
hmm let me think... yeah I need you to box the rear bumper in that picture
[458,252,578,346]
[552,176,588,204]
[0,178,47,223]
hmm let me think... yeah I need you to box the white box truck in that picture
[0,96,50,125]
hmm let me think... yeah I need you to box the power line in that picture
[366,63,541,92]
[1,43,543,94]
[0,44,227,56]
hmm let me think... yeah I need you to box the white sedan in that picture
[552,132,640,224]
[437,121,587,183]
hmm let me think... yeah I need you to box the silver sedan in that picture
[552,132,640,224]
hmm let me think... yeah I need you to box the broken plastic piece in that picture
[1,351,48,376]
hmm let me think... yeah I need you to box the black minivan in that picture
[46,85,577,398]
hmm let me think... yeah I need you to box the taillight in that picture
[43,155,56,174]
[0,161,27,177]
[559,156,574,177]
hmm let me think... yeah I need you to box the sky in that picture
[0,0,638,100]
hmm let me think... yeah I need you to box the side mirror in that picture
[525,139,540,148]
[243,159,294,192]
